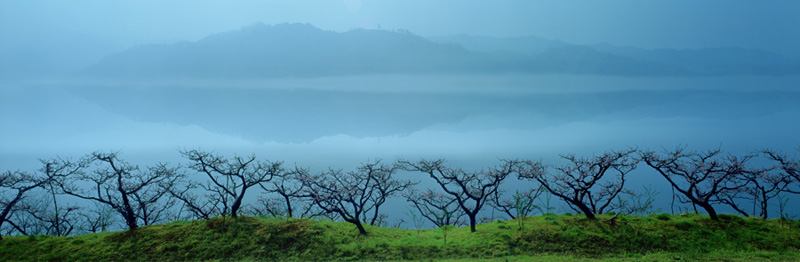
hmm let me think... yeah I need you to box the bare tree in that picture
[763,149,800,191]
[302,160,414,235]
[405,188,465,228]
[733,168,791,219]
[2,208,44,237]
[26,159,84,237]
[1,158,81,239]
[405,188,466,246]
[167,180,225,220]
[739,149,800,219]
[58,152,181,230]
[252,195,325,219]
[132,187,177,226]
[363,161,416,226]
[616,185,660,216]
[257,166,318,218]
[251,197,286,217]
[22,195,80,236]
[399,159,514,232]
[27,168,83,237]
[517,149,638,220]
[492,187,545,220]
[181,150,281,218]
[641,147,751,221]
[79,202,116,233]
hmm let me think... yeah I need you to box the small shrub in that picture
[546,217,560,225]
[674,220,698,230]
[656,213,672,221]
[159,243,180,252]
[719,214,744,224]
[497,220,510,229]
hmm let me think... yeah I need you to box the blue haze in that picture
[1,1,799,227]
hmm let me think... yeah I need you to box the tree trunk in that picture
[51,188,61,235]
[125,213,138,230]
[119,183,138,229]
[468,213,477,232]
[728,203,749,218]
[231,193,245,218]
[283,195,293,218]
[1,192,23,236]
[354,221,367,235]
[370,205,381,226]
[761,191,769,219]
[671,187,676,215]
[340,216,368,235]
[699,203,719,221]
[574,202,596,220]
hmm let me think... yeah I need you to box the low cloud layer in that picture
[3,76,798,172]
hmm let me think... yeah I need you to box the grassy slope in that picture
[1,213,799,261]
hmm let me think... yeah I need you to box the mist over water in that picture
[4,77,800,228]
[4,75,799,221]
[3,75,798,170]
[3,1,800,229]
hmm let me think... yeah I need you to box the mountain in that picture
[79,23,488,79]
[523,45,689,75]
[427,34,569,55]
[78,23,694,79]
[590,44,800,75]
[430,34,800,76]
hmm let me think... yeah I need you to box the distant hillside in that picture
[590,44,800,75]
[428,34,569,55]
[432,34,800,76]
[523,45,689,75]
[80,23,485,79]
[79,23,693,79]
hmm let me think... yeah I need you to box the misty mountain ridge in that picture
[589,43,800,75]
[79,23,800,79]
[428,34,570,55]
[79,23,486,79]
[432,35,800,76]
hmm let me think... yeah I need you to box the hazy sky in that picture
[2,0,799,55]
[2,1,799,221]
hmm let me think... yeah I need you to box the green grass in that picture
[1,213,799,261]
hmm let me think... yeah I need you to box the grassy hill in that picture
[2,213,799,261]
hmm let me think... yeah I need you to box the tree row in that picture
[2,146,798,237]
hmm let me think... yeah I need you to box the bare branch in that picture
[57,152,181,229]
[180,150,281,218]
[303,159,415,235]
[641,146,751,220]
[399,158,514,232]
[518,148,638,220]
